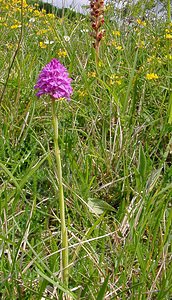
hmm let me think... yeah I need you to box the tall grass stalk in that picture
[51,100,69,287]
[167,0,171,23]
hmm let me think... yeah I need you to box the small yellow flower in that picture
[39,41,47,49]
[46,13,55,19]
[36,29,48,35]
[22,0,28,8]
[137,18,146,27]
[5,43,13,49]
[147,55,155,63]
[88,71,96,78]
[110,39,117,46]
[137,40,145,48]
[1,22,7,27]
[110,74,119,80]
[10,20,21,29]
[165,33,172,39]
[28,7,34,13]
[110,74,122,85]
[116,80,122,85]
[57,49,67,57]
[98,61,103,67]
[110,79,121,85]
[33,10,41,17]
[115,45,123,51]
[112,30,120,36]
[10,24,18,29]
[10,24,21,29]
[165,54,172,60]
[146,73,159,80]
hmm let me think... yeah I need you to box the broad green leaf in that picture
[88,198,116,215]
[146,168,162,193]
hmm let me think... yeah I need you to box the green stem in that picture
[51,100,69,287]
[95,44,99,69]
[167,0,171,24]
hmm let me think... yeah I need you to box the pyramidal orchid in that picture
[35,59,73,288]
[34,58,73,100]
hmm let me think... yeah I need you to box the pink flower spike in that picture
[34,59,73,101]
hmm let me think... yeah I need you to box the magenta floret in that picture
[34,58,73,100]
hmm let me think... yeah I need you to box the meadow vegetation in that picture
[0,0,172,299]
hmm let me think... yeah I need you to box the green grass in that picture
[0,0,172,299]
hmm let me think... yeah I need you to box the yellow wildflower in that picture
[36,29,48,35]
[28,7,34,12]
[11,23,21,29]
[110,39,117,46]
[33,10,41,17]
[88,71,96,78]
[110,74,119,80]
[57,49,67,58]
[146,73,159,80]
[137,18,146,27]
[5,43,13,49]
[115,45,123,51]
[137,40,145,48]
[112,30,120,36]
[147,55,155,63]
[165,54,172,60]
[39,41,47,49]
[22,0,28,8]
[110,74,122,85]
[98,61,103,67]
[111,79,122,85]
[165,33,172,39]
[46,13,55,19]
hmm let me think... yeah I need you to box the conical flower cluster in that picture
[34,59,73,100]
[90,0,105,53]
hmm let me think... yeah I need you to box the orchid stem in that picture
[95,46,99,69]
[51,100,69,287]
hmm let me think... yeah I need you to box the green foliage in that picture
[0,0,172,299]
